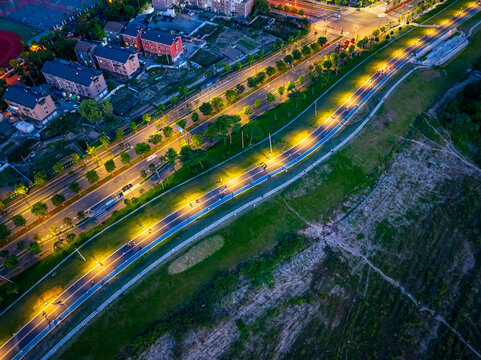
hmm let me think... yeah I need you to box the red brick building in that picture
[140,29,183,61]
[121,24,143,51]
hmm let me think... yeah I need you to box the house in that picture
[104,21,125,44]
[152,0,176,10]
[153,0,253,17]
[3,85,58,125]
[140,29,183,61]
[94,45,140,79]
[41,59,108,100]
[121,23,143,51]
[74,40,99,67]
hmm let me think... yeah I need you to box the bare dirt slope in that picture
[138,111,481,360]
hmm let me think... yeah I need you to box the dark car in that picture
[122,184,133,192]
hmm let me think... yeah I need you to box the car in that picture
[122,184,133,192]
[146,154,157,161]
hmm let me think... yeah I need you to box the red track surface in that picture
[0,30,23,68]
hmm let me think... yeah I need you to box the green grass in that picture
[0,17,41,40]
[54,13,481,360]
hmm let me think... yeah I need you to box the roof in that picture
[141,29,178,45]
[3,85,48,109]
[94,45,135,63]
[123,24,142,37]
[104,21,124,33]
[74,40,98,53]
[41,59,103,86]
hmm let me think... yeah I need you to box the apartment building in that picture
[94,45,140,79]
[121,23,143,51]
[104,21,125,44]
[74,40,99,67]
[153,0,253,17]
[3,85,58,125]
[140,29,183,61]
[41,59,108,100]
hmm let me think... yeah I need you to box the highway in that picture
[0,30,343,283]
[0,4,478,358]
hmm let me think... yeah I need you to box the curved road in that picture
[0,4,478,359]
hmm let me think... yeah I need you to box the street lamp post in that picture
[75,247,86,262]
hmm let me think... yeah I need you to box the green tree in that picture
[265,66,276,76]
[120,152,131,164]
[100,136,111,149]
[246,54,255,66]
[163,126,173,139]
[317,37,328,47]
[278,86,285,98]
[63,217,73,226]
[372,28,380,37]
[170,95,179,106]
[247,77,258,88]
[51,193,66,207]
[244,105,252,115]
[191,111,200,122]
[130,121,138,132]
[28,241,42,254]
[77,211,86,220]
[223,63,231,72]
[276,60,287,71]
[287,81,296,92]
[12,214,26,227]
[31,201,48,217]
[163,148,178,166]
[254,99,262,108]
[211,97,225,112]
[177,119,187,129]
[297,75,305,85]
[255,71,266,84]
[266,93,275,102]
[301,45,311,56]
[101,99,113,116]
[292,49,302,60]
[283,54,293,64]
[85,170,99,184]
[148,133,163,145]
[234,62,242,70]
[134,142,151,155]
[79,99,102,124]
[142,113,152,123]
[179,85,189,97]
[199,102,213,116]
[34,171,47,186]
[191,134,204,147]
[53,162,64,174]
[104,159,116,173]
[4,254,19,269]
[0,224,10,240]
[69,181,81,194]
[116,127,124,140]
[14,183,28,196]
[205,114,241,145]
[225,89,238,104]
[236,84,245,95]
[72,152,81,164]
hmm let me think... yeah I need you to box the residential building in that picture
[104,21,125,44]
[3,85,58,125]
[94,45,140,79]
[152,0,176,10]
[140,29,183,61]
[41,59,108,100]
[121,23,143,51]
[157,0,253,17]
[74,40,99,67]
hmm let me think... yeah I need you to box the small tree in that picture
[266,93,275,102]
[287,81,296,92]
[244,105,252,115]
[31,201,48,218]
[77,211,86,220]
[53,162,64,174]
[372,28,380,37]
[72,153,81,164]
[236,84,245,95]
[199,102,213,116]
[276,60,287,71]
[85,170,99,184]
[191,111,199,122]
[292,49,302,60]
[254,99,262,108]
[278,86,285,98]
[63,217,73,226]
[191,134,204,147]
[223,63,231,72]
[34,171,47,186]
[148,133,163,145]
[121,152,131,164]
[179,85,189,97]
[265,66,276,76]
[51,193,66,207]
[69,181,81,193]
[177,118,187,129]
[4,254,19,268]
[211,97,225,112]
[170,95,179,106]
[28,242,42,254]
[116,127,124,140]
[12,214,26,227]
[163,148,178,166]
[225,89,238,104]
[134,142,151,155]
[104,159,116,173]
[14,183,28,197]
[142,113,151,123]
[163,126,173,139]
[297,75,305,85]
[317,37,328,47]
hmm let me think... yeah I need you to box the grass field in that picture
[0,17,40,41]
[50,5,481,360]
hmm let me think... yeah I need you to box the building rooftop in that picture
[104,21,125,33]
[123,23,142,37]
[74,39,98,53]
[41,59,103,86]
[94,45,136,63]
[3,85,49,109]
[141,29,178,45]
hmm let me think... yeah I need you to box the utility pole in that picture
[315,100,317,116]
[269,133,272,155]
[75,247,86,262]
[241,130,244,149]
[0,274,13,284]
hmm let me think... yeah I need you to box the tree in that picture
[140,170,147,178]
[244,105,252,115]
[53,162,64,174]
[76,18,105,40]
[380,25,386,33]
[85,170,99,184]
[170,95,179,106]
[79,99,102,124]
[199,102,213,116]
[211,97,225,112]
[104,159,116,173]
[311,42,320,52]
[255,0,270,14]
[223,63,231,72]
[317,37,328,47]
[69,181,81,194]
[34,171,47,186]
[299,9,304,16]
[134,142,151,155]
[276,60,287,71]
[31,201,48,218]
[205,114,241,145]
[292,49,302,60]
[278,86,285,98]
[225,89,238,104]
[101,99,113,116]
[178,119,187,129]
[28,241,42,254]
[247,77,258,88]
[148,133,163,145]
[72,152,81,164]
[191,134,204,147]
[120,152,131,164]
[254,99,262,108]
[179,85,189,97]
[77,211,86,220]
[265,66,276,76]
[372,28,380,37]
[297,75,305,85]
[66,233,76,242]
[12,214,26,227]
[287,81,296,92]
[116,128,124,140]
[255,71,266,84]
[267,93,275,102]
[163,126,173,139]
[4,254,19,269]
[236,84,245,95]
[246,54,255,66]
[163,148,178,166]
[64,217,73,226]
[284,54,294,64]
[234,62,242,71]
[51,193,66,207]
[14,183,28,196]
[0,224,10,240]
[301,45,311,56]
[101,136,111,150]
[322,59,332,70]
[142,113,151,123]
[191,111,200,122]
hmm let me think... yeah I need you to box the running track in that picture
[0,5,479,359]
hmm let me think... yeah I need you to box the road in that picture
[0,28,346,283]
[1,4,477,358]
